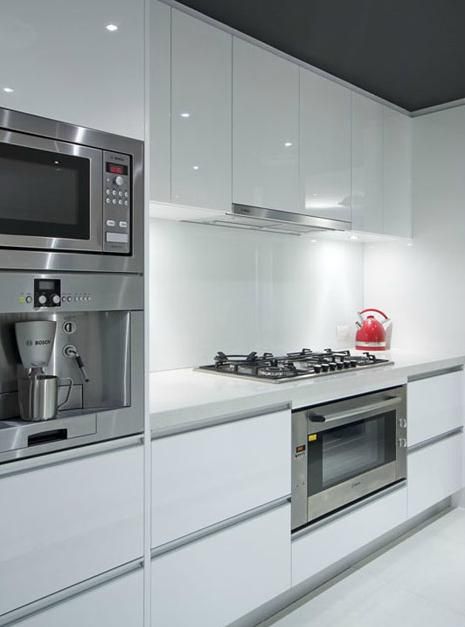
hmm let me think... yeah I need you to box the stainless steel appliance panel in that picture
[0,272,143,314]
[0,107,143,274]
[0,129,103,253]
[0,273,143,463]
[291,386,407,530]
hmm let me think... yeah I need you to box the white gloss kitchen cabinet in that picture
[407,369,465,518]
[383,106,412,237]
[151,409,291,546]
[232,37,300,212]
[150,1,232,211]
[0,0,144,138]
[352,92,412,237]
[0,442,143,617]
[351,92,385,233]
[8,570,143,627]
[150,408,292,626]
[299,68,352,224]
[151,504,291,627]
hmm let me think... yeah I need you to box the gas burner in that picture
[198,348,393,383]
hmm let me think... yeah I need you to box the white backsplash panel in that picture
[149,220,364,371]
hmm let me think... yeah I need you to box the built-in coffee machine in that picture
[0,109,144,464]
[0,273,143,463]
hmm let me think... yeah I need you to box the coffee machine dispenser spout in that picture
[63,344,90,383]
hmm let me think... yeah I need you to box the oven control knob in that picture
[51,294,61,305]
[398,437,408,448]
[398,418,407,428]
[38,294,47,305]
[114,175,124,186]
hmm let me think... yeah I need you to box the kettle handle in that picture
[359,308,389,320]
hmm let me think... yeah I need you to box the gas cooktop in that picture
[197,349,393,383]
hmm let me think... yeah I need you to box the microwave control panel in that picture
[103,151,131,255]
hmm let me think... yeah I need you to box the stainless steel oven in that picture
[0,107,143,274]
[291,386,407,530]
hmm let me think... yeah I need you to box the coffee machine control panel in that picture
[33,279,61,308]
[7,273,142,313]
[21,279,95,308]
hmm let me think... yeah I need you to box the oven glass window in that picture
[308,411,397,495]
[0,142,90,240]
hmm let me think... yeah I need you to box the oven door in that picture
[0,129,102,253]
[298,388,406,525]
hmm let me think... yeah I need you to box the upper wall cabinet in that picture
[300,69,352,223]
[171,10,232,210]
[150,0,171,202]
[352,93,412,237]
[233,39,299,212]
[351,93,384,233]
[150,2,232,211]
[383,107,412,237]
[0,0,144,138]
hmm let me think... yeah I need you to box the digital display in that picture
[38,280,55,290]
[106,163,128,175]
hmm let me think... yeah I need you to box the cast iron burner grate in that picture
[197,348,393,383]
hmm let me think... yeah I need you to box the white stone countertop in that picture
[150,350,465,437]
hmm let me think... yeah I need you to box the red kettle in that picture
[355,308,389,351]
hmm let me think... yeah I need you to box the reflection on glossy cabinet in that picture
[351,93,384,232]
[383,107,412,237]
[0,444,144,615]
[151,504,291,627]
[10,570,144,627]
[233,38,299,212]
[300,69,352,223]
[0,0,144,138]
[171,10,232,210]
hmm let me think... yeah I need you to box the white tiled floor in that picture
[267,508,465,627]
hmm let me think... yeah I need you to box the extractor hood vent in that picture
[183,204,351,236]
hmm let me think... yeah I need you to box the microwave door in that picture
[0,129,102,253]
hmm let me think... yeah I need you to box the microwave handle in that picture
[308,395,403,425]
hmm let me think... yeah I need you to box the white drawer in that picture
[0,444,143,615]
[408,432,464,518]
[10,570,143,627]
[151,409,291,547]
[292,487,407,586]
[151,503,291,627]
[408,370,464,447]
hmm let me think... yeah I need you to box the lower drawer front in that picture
[292,487,407,586]
[0,445,144,616]
[152,504,291,627]
[408,433,464,518]
[10,570,143,627]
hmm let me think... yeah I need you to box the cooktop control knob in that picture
[114,175,124,186]
[51,294,61,305]
[38,294,47,305]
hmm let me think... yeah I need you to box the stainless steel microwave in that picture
[0,107,143,274]
[291,386,407,531]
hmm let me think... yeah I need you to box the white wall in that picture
[364,106,465,352]
[149,220,364,371]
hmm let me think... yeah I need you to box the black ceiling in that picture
[176,0,465,111]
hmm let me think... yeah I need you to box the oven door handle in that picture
[308,395,403,426]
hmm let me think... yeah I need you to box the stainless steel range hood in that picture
[183,203,351,235]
